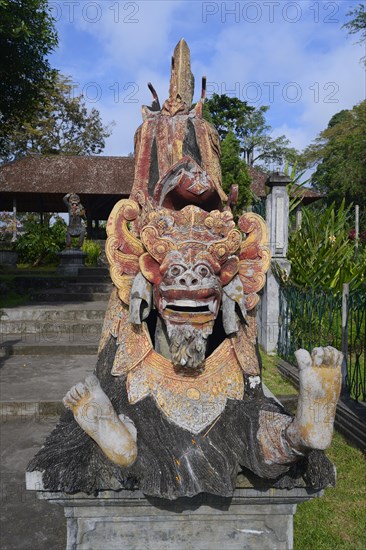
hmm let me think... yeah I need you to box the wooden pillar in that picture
[11,196,17,242]
[87,210,93,239]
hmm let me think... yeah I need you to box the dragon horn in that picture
[168,39,194,108]
[147,82,161,111]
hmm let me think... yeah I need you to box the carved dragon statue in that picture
[28,40,341,499]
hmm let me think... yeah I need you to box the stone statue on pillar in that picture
[63,193,86,249]
[28,40,341,525]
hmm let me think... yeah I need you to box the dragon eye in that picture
[170,265,184,277]
[196,265,209,277]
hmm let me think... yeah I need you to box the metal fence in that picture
[278,284,366,402]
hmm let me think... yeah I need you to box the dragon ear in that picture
[139,253,162,285]
[106,199,144,305]
[220,256,239,285]
[237,212,271,310]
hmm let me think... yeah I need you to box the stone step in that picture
[1,269,57,277]
[32,290,109,302]
[1,319,103,338]
[35,282,113,294]
[78,267,109,277]
[2,400,64,418]
[0,335,99,356]
[75,274,111,283]
[1,302,107,322]
[0,417,67,550]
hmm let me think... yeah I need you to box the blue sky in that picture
[49,0,365,161]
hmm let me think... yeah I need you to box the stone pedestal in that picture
[58,249,86,276]
[26,473,322,550]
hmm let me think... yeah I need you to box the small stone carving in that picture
[28,40,341,500]
[63,193,86,248]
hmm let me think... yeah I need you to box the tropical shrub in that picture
[82,239,100,266]
[275,201,365,292]
[15,215,66,266]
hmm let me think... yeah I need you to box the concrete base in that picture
[26,473,322,550]
[58,250,86,276]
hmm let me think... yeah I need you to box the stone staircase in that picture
[0,267,110,421]
[0,302,106,355]
[1,267,111,356]
[31,267,112,302]
[0,268,108,549]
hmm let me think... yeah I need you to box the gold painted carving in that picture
[140,205,242,267]
[231,311,260,376]
[114,323,153,373]
[98,288,127,354]
[108,313,264,433]
[162,39,194,116]
[126,339,244,434]
[106,199,144,304]
[237,212,271,310]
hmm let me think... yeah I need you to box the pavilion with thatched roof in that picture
[0,155,323,237]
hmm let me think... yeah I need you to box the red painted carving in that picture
[106,39,270,376]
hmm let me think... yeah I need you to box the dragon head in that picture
[105,40,270,372]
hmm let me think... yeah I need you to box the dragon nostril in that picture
[191,278,198,285]
[179,278,186,286]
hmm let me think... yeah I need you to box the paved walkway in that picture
[1,354,95,415]
[1,417,66,550]
[0,299,104,550]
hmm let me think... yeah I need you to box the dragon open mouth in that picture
[158,296,220,324]
[160,295,220,321]
[166,304,211,313]
[162,298,218,314]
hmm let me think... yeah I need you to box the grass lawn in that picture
[294,432,365,549]
[261,350,366,550]
[261,350,297,396]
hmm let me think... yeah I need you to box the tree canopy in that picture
[220,131,252,217]
[343,3,366,66]
[1,75,114,162]
[0,0,58,124]
[204,94,297,168]
[300,101,366,207]
[203,94,253,139]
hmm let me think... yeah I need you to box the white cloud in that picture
[270,41,365,151]
[98,70,172,156]
[50,0,365,157]
[72,1,185,71]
